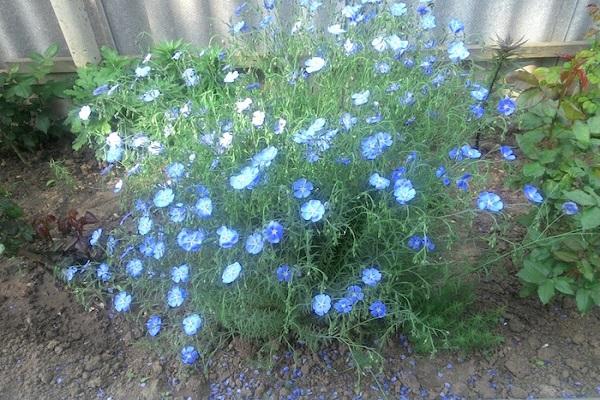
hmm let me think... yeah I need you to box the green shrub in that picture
[64,1,505,365]
[0,44,70,158]
[509,34,600,312]
[0,190,33,256]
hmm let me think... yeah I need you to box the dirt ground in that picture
[1,143,599,400]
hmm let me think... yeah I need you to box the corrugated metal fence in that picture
[0,0,594,70]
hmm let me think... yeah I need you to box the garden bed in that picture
[1,142,599,399]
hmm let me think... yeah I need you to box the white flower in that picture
[218,132,233,150]
[371,36,387,52]
[224,70,239,83]
[236,98,253,113]
[351,90,370,106]
[252,111,265,127]
[78,105,91,121]
[135,65,151,78]
[386,35,408,52]
[327,24,346,35]
[106,132,122,147]
[305,57,326,73]
[142,53,152,64]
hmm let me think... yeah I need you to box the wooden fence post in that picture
[49,0,101,67]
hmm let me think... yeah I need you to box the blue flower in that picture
[448,41,470,62]
[421,14,436,30]
[292,178,314,199]
[114,291,132,312]
[273,118,287,134]
[346,285,364,304]
[230,166,260,190]
[263,221,284,244]
[470,85,489,101]
[340,112,358,131]
[450,144,481,160]
[436,166,447,179]
[251,146,278,169]
[334,298,354,314]
[312,294,332,316]
[182,314,203,335]
[96,263,111,282]
[407,235,423,251]
[177,228,205,252]
[166,162,186,181]
[126,259,143,278]
[216,226,239,248]
[138,216,153,235]
[146,315,162,336]
[194,197,213,219]
[305,57,326,73]
[389,2,407,16]
[351,90,370,106]
[169,203,186,223]
[361,132,392,160]
[106,146,123,163]
[469,104,485,119]
[93,84,109,96]
[222,262,242,284]
[300,200,325,222]
[153,188,174,208]
[106,236,117,256]
[562,201,579,215]
[456,173,472,191]
[245,232,264,255]
[477,191,504,212]
[524,184,543,204]
[181,346,199,365]
[167,286,187,307]
[232,21,248,34]
[421,235,436,251]
[393,179,416,205]
[63,266,78,282]
[386,82,401,93]
[500,145,516,161]
[390,167,406,183]
[171,264,189,283]
[365,113,382,124]
[448,19,465,34]
[276,264,293,282]
[141,89,160,102]
[182,68,200,87]
[375,61,391,74]
[497,97,517,116]
[89,228,102,246]
[369,173,390,190]
[361,267,382,287]
[369,300,387,319]
[264,0,275,10]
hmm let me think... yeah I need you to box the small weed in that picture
[48,159,76,190]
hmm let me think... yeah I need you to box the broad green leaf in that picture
[554,278,575,295]
[538,280,555,304]
[581,207,600,230]
[561,98,586,121]
[573,121,590,148]
[523,162,546,178]
[551,250,579,263]
[587,115,600,134]
[517,263,547,284]
[44,43,59,58]
[575,288,592,312]
[564,190,597,206]
[591,287,600,305]
[35,115,51,133]
[516,130,545,159]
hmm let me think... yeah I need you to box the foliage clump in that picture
[65,1,507,365]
